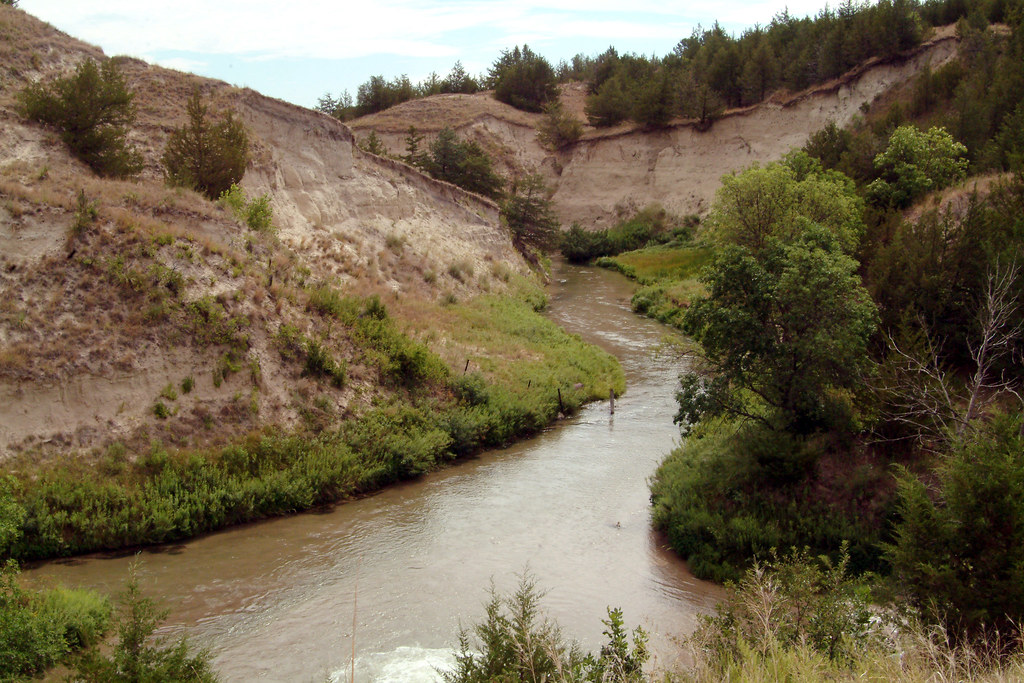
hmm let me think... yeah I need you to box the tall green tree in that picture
[162,89,249,200]
[584,75,631,127]
[632,72,674,128]
[402,125,428,167]
[678,225,877,433]
[501,173,560,253]
[18,58,142,177]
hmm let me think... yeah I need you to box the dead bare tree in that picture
[874,260,1022,449]
[962,259,1023,430]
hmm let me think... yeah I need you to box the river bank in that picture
[23,262,723,682]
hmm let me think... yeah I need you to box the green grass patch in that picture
[597,244,711,330]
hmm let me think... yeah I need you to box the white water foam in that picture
[331,646,456,683]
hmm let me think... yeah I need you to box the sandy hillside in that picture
[350,26,960,227]
[0,5,528,460]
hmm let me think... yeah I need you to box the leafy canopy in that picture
[18,58,142,177]
[866,125,968,208]
[709,151,865,255]
[681,155,875,433]
[679,225,877,433]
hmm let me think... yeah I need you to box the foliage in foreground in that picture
[17,58,142,177]
[677,548,1024,683]
[73,565,218,682]
[443,574,648,683]
[0,560,111,679]
[885,413,1024,642]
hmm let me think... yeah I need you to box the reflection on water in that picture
[25,262,722,681]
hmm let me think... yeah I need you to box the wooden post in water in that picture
[610,388,615,415]
[557,387,564,413]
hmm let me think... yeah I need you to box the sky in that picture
[22,1,832,110]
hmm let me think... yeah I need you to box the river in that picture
[26,262,721,682]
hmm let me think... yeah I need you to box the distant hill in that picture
[349,26,960,227]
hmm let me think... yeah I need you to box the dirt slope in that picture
[0,6,527,460]
[350,27,959,227]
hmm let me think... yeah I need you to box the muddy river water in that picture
[27,262,722,682]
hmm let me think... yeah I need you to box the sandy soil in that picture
[0,5,528,460]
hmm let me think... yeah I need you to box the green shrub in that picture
[162,89,249,200]
[358,130,386,155]
[689,546,874,672]
[38,585,112,650]
[72,189,99,236]
[17,58,142,177]
[650,422,886,582]
[74,565,218,682]
[0,560,68,677]
[0,561,111,679]
[218,184,273,232]
[442,574,648,683]
[244,195,273,232]
[560,206,678,263]
[536,101,583,150]
[303,338,346,388]
[0,476,26,556]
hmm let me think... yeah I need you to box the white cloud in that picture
[22,0,832,63]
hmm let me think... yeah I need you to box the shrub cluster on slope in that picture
[18,58,142,178]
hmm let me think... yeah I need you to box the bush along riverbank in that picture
[0,282,624,562]
[558,204,712,331]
